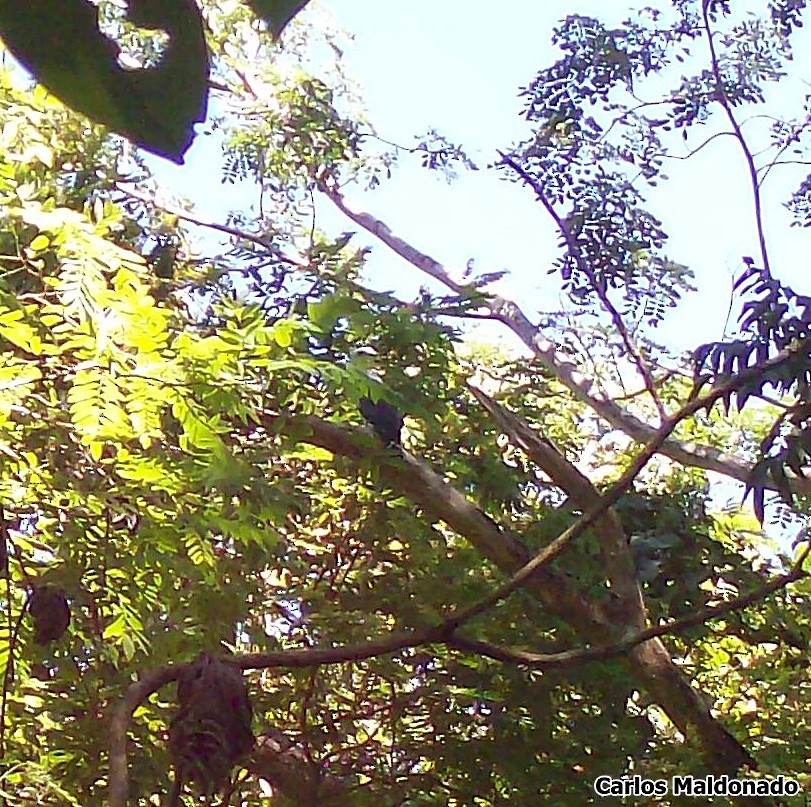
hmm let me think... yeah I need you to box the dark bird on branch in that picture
[359,397,403,447]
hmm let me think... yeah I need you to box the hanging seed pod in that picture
[169,652,254,797]
[28,585,71,644]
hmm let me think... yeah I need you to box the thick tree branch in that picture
[261,414,766,787]
[452,342,809,632]
[320,182,798,495]
[468,383,646,627]
[270,415,610,630]
[110,400,804,806]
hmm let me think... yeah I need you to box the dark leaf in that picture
[245,0,309,38]
[0,0,209,163]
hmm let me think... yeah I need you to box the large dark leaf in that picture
[0,0,209,163]
[0,0,307,163]
[0,0,310,163]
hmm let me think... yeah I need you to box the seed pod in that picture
[29,585,71,644]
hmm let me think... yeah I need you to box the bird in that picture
[359,397,404,448]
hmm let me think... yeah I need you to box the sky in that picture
[150,0,811,363]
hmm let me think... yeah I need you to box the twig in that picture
[662,130,736,160]
[759,158,811,177]
[116,185,309,269]
[702,0,771,275]
[499,152,667,422]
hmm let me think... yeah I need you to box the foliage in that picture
[501,1,811,524]
[695,264,811,520]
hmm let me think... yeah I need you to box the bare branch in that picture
[702,2,771,275]
[662,130,736,161]
[498,151,667,421]
[116,185,309,268]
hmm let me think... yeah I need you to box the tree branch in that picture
[259,412,769,782]
[108,626,452,807]
[702,1,771,275]
[111,546,805,807]
[449,339,810,632]
[467,383,645,627]
[320,182,801,495]
[116,185,309,268]
[497,151,667,421]
[110,392,803,805]
[451,541,810,666]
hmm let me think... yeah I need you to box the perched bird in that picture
[359,397,403,448]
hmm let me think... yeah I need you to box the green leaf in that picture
[102,613,126,640]
[29,234,50,251]
[0,0,209,163]
[272,320,293,347]
[0,308,43,355]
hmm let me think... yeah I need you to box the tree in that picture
[0,2,810,806]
